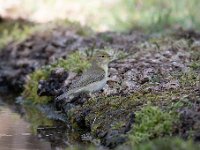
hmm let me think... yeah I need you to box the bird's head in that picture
[92,51,111,67]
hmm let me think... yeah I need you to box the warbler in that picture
[56,51,111,102]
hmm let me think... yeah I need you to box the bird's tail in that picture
[56,93,67,102]
[56,93,74,104]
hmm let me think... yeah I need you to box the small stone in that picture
[122,81,137,91]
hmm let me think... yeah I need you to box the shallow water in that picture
[0,99,52,150]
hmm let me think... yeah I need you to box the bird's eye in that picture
[102,55,105,58]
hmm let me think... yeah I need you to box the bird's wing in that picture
[69,68,105,90]
[56,67,105,101]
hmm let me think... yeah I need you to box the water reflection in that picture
[0,103,51,149]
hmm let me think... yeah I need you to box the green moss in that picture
[70,90,185,141]
[179,70,200,87]
[128,105,174,144]
[188,48,200,70]
[51,51,91,73]
[189,61,200,70]
[69,88,199,148]
[111,121,127,130]
[64,136,200,150]
[23,69,51,104]
[0,21,36,48]
[22,51,90,104]
[65,137,200,150]
[119,137,200,150]
[137,138,200,150]
[191,53,200,62]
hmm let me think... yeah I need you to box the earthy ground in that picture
[0,21,200,149]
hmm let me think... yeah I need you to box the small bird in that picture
[56,51,111,103]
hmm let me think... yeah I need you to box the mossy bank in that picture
[0,21,200,149]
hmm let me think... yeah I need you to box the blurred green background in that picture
[1,0,200,31]
[0,0,200,47]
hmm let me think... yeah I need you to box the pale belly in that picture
[86,78,107,93]
[74,78,107,94]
